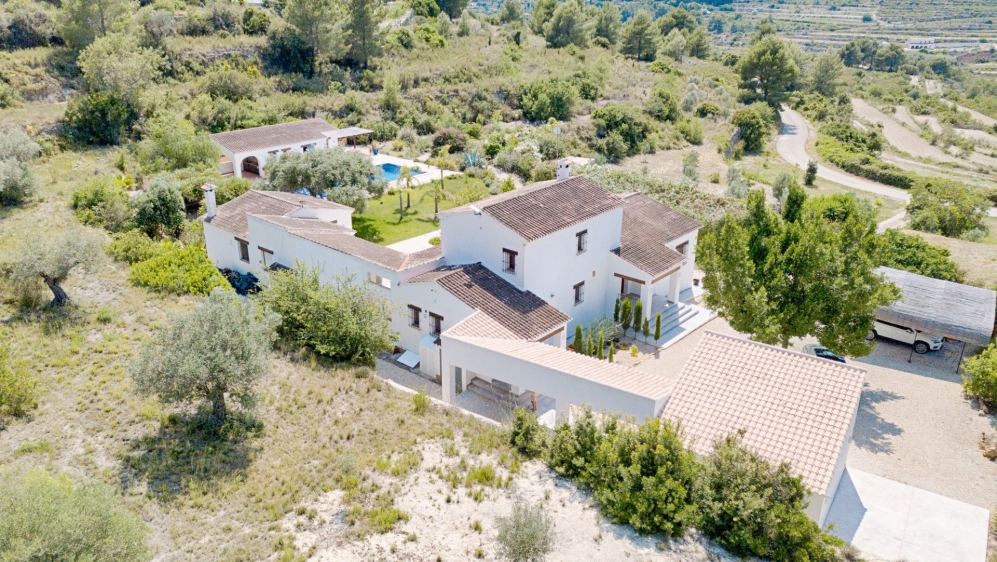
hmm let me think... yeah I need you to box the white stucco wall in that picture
[521,208,623,336]
[389,281,476,355]
[440,334,666,420]
[439,211,528,290]
[666,231,698,293]
[204,221,250,274]
[220,135,331,179]
[289,207,353,228]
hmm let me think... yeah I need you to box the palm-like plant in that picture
[427,145,457,217]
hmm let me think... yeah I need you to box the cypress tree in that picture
[597,331,605,360]
[613,298,621,322]
[621,299,632,337]
[608,344,614,362]
[654,312,662,343]
[574,323,584,353]
[642,317,650,343]
[586,332,594,356]
[633,300,643,336]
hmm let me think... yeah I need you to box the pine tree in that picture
[633,300,643,336]
[597,331,605,360]
[613,298,621,322]
[608,344,614,363]
[654,313,662,343]
[574,324,584,354]
[620,299,633,337]
[642,317,650,343]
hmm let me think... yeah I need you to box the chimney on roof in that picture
[203,184,217,219]
[556,159,570,181]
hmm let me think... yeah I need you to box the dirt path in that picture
[851,98,959,163]
[777,107,911,203]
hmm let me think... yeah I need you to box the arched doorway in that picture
[241,156,260,178]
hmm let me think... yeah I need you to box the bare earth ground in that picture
[286,440,739,562]
[902,228,997,288]
[851,98,960,163]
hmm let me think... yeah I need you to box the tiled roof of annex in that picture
[614,193,699,277]
[440,176,623,241]
[204,190,351,238]
[209,119,338,153]
[407,263,570,341]
[294,231,442,272]
[661,331,865,495]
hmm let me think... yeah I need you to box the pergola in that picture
[325,127,374,148]
[877,267,996,366]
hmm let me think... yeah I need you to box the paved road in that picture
[777,108,912,203]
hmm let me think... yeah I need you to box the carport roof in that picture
[662,331,866,496]
[877,266,996,346]
[209,119,338,153]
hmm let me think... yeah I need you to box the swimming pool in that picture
[378,163,425,182]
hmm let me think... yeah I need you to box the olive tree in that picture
[264,148,386,212]
[131,288,280,423]
[8,226,105,305]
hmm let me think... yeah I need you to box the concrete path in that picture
[876,210,907,233]
[777,108,912,203]
[826,468,989,562]
[386,230,440,253]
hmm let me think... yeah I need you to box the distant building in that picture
[905,37,935,50]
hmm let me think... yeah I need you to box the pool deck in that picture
[372,154,461,188]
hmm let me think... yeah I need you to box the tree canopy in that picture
[343,0,382,68]
[264,148,386,212]
[737,35,798,104]
[9,226,105,305]
[132,288,279,422]
[877,229,962,282]
[698,187,899,355]
[619,10,658,62]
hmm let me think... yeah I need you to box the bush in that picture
[0,470,148,562]
[518,78,577,122]
[242,7,270,35]
[592,104,655,159]
[906,180,989,238]
[731,107,768,152]
[133,175,186,238]
[62,92,137,146]
[679,118,705,145]
[263,24,315,77]
[0,157,36,207]
[415,23,447,48]
[645,87,680,123]
[695,102,720,118]
[106,230,171,264]
[531,161,556,182]
[815,134,913,188]
[70,175,132,230]
[510,408,547,458]
[877,230,962,282]
[962,342,997,407]
[137,114,218,175]
[694,435,840,561]
[254,265,396,366]
[0,337,38,422]
[495,502,557,562]
[432,129,469,153]
[805,160,818,186]
[129,245,229,296]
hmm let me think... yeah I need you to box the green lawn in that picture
[354,175,491,246]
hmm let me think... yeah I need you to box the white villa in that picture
[201,164,865,526]
[210,119,373,179]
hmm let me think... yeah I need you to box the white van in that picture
[867,320,944,354]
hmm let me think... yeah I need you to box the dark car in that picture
[802,344,846,364]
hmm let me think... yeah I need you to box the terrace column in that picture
[442,364,456,404]
[668,273,680,304]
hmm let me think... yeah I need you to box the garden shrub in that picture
[962,342,997,407]
[133,174,186,238]
[106,230,171,265]
[0,470,148,562]
[694,435,840,561]
[510,408,547,458]
[129,245,229,296]
[531,161,556,181]
[70,175,131,231]
[517,78,577,122]
[877,230,962,282]
[254,265,396,366]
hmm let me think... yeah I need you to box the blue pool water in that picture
[378,163,425,182]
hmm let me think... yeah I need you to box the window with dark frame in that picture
[502,248,518,273]
[408,305,421,328]
[429,313,443,336]
[237,239,249,262]
[676,241,689,256]
[576,230,588,254]
[573,281,585,305]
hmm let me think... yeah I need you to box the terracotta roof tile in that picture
[292,231,442,272]
[442,176,623,241]
[204,190,351,238]
[409,264,569,340]
[209,119,338,153]
[614,193,700,277]
[661,331,865,495]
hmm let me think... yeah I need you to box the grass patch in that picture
[353,175,489,245]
